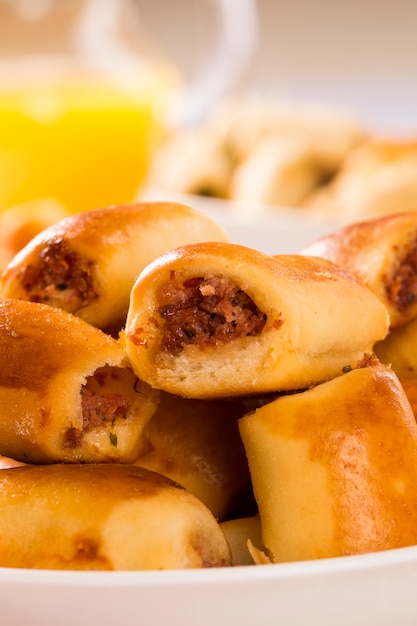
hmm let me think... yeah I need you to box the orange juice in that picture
[0,63,179,214]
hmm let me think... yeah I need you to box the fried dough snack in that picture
[0,201,229,334]
[239,362,417,563]
[0,463,231,570]
[210,98,366,173]
[0,299,159,464]
[124,241,389,398]
[134,392,253,520]
[144,128,233,198]
[301,212,417,329]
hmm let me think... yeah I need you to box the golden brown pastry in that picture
[239,361,417,563]
[301,211,417,329]
[0,299,159,464]
[0,201,229,334]
[134,392,253,520]
[123,241,389,399]
[0,463,231,570]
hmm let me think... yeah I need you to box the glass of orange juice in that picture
[0,0,258,215]
[0,0,181,214]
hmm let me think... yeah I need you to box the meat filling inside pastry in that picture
[124,241,389,398]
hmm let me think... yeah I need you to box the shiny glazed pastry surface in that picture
[301,211,417,329]
[0,201,229,334]
[239,362,417,563]
[0,299,158,464]
[134,392,253,521]
[124,241,389,398]
[0,463,231,570]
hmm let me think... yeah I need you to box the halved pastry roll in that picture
[0,299,159,464]
[0,201,229,334]
[0,463,231,570]
[134,392,254,521]
[300,211,417,329]
[123,242,389,398]
[239,362,417,563]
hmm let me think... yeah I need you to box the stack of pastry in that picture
[141,97,417,224]
[142,98,367,216]
[0,202,234,571]
[1,201,417,570]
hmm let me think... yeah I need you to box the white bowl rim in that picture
[1,543,417,588]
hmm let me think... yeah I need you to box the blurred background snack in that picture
[138,0,417,223]
[304,138,417,220]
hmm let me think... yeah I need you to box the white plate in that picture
[2,205,414,626]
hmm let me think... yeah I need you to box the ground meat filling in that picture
[80,388,130,431]
[385,242,417,315]
[157,275,267,353]
[18,238,97,314]
[63,369,130,449]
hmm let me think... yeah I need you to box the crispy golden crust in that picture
[0,202,229,333]
[124,241,389,398]
[239,363,417,563]
[0,463,231,570]
[0,299,159,463]
[301,212,417,329]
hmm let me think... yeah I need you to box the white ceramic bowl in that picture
[2,545,417,626]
